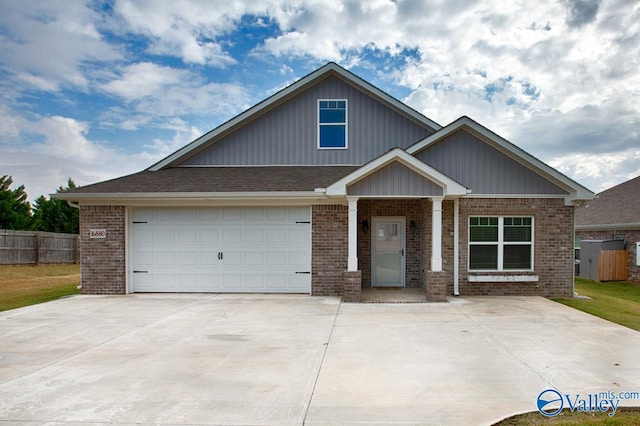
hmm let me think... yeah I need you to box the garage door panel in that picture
[132,207,311,293]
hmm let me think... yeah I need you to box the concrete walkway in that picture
[1,295,639,425]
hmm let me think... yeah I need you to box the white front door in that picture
[371,217,405,287]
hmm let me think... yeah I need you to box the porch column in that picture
[431,197,443,271]
[347,196,359,271]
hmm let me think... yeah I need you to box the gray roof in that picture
[56,166,358,198]
[575,175,640,227]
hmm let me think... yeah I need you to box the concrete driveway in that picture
[1,295,639,425]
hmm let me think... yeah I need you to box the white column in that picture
[347,196,359,271]
[431,197,443,272]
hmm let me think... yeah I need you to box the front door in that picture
[372,217,405,287]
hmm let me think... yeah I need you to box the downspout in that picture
[453,198,460,296]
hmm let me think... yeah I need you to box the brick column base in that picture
[342,271,362,303]
[425,271,447,302]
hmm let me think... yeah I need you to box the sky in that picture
[1,0,639,202]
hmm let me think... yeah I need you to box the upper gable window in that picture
[318,99,347,149]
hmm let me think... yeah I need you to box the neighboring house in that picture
[55,62,594,301]
[575,175,640,284]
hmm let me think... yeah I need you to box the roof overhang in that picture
[52,191,336,207]
[407,116,596,205]
[325,148,469,198]
[576,223,640,231]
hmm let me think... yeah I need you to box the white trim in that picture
[453,198,460,295]
[125,207,131,294]
[347,196,359,271]
[468,215,535,272]
[150,63,440,171]
[468,275,539,282]
[431,197,443,272]
[325,148,468,197]
[317,99,348,150]
[407,116,595,203]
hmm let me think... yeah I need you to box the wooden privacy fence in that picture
[598,250,628,282]
[0,230,80,265]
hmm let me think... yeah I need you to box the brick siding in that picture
[311,204,348,296]
[576,229,640,284]
[458,198,574,297]
[79,205,126,294]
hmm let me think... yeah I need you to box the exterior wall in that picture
[576,229,640,284]
[458,198,574,297]
[79,205,126,295]
[182,76,433,167]
[357,199,425,289]
[415,130,569,195]
[311,204,348,296]
[347,161,444,196]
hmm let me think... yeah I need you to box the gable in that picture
[347,161,444,197]
[178,76,434,167]
[414,129,569,195]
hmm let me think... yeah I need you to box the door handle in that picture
[400,249,404,256]
[218,252,224,260]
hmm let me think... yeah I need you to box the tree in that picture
[32,178,79,234]
[0,175,33,230]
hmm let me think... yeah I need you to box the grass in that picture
[552,277,640,332]
[0,264,80,312]
[495,408,640,425]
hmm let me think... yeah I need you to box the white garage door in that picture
[131,207,311,293]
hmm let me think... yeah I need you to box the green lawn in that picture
[552,277,640,332]
[495,408,640,425]
[0,264,80,312]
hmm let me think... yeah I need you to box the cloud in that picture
[0,0,122,95]
[99,62,250,129]
[564,0,601,28]
[111,0,275,66]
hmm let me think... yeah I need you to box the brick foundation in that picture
[425,271,447,302]
[342,271,362,303]
[79,205,126,294]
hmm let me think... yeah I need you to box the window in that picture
[318,99,347,149]
[469,216,533,271]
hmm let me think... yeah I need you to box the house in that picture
[55,62,595,301]
[575,175,640,284]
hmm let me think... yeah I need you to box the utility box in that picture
[636,242,640,266]
[579,239,626,281]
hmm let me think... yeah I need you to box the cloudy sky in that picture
[1,0,638,201]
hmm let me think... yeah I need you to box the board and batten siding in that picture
[415,130,569,195]
[181,76,434,166]
[347,161,444,197]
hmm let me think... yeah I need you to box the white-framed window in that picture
[318,99,347,149]
[469,216,534,271]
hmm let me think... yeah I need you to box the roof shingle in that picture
[59,166,359,196]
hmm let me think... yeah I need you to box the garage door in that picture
[131,207,311,293]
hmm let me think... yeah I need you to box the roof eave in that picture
[576,223,640,231]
